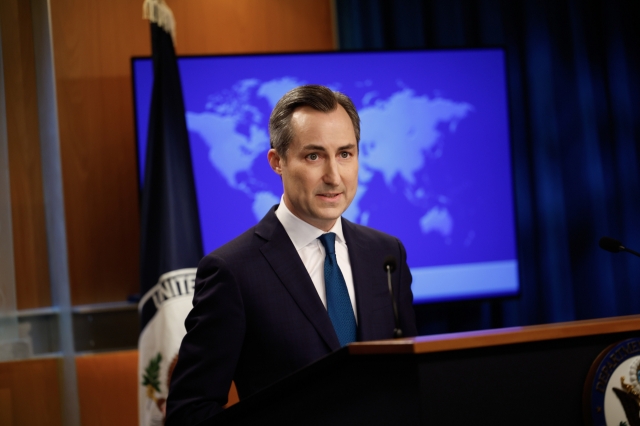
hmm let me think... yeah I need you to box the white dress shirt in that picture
[275,197,358,321]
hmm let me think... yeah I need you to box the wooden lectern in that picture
[211,315,640,425]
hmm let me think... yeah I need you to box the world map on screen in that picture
[134,49,519,301]
[186,77,473,248]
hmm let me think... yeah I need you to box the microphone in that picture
[599,236,640,258]
[383,255,403,338]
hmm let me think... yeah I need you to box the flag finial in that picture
[143,0,176,42]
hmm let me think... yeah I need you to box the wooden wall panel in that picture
[0,388,13,426]
[50,0,149,305]
[172,0,335,55]
[75,350,237,426]
[0,0,52,308]
[49,0,335,304]
[0,358,63,426]
[76,351,138,426]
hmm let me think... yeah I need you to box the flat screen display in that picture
[132,49,519,303]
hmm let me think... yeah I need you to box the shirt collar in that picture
[275,195,346,250]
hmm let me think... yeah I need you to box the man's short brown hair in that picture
[268,85,360,158]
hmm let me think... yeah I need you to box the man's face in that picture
[268,105,358,231]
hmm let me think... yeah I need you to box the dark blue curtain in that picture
[336,0,640,334]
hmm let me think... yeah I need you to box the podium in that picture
[211,315,640,425]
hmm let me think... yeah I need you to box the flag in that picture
[138,1,203,424]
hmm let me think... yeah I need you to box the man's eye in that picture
[340,152,351,158]
[308,153,318,160]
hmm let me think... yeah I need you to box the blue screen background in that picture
[132,49,519,303]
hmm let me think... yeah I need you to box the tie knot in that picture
[318,232,337,255]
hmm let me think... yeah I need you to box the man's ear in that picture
[267,149,283,175]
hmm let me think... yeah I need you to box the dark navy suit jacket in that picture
[166,205,417,425]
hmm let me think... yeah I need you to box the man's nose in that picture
[322,158,340,186]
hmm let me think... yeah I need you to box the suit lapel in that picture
[256,207,341,351]
[342,219,377,341]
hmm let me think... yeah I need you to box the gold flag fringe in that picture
[142,0,176,43]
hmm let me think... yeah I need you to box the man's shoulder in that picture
[342,217,398,241]
[213,225,260,255]
[202,205,280,261]
[341,218,403,250]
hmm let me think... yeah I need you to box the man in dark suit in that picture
[166,85,417,426]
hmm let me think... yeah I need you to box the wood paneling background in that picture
[76,351,139,426]
[0,351,235,426]
[48,0,335,305]
[49,0,150,305]
[0,358,63,426]
[0,0,52,309]
[74,350,238,425]
[171,0,335,55]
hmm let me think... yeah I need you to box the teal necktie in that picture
[318,232,357,346]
